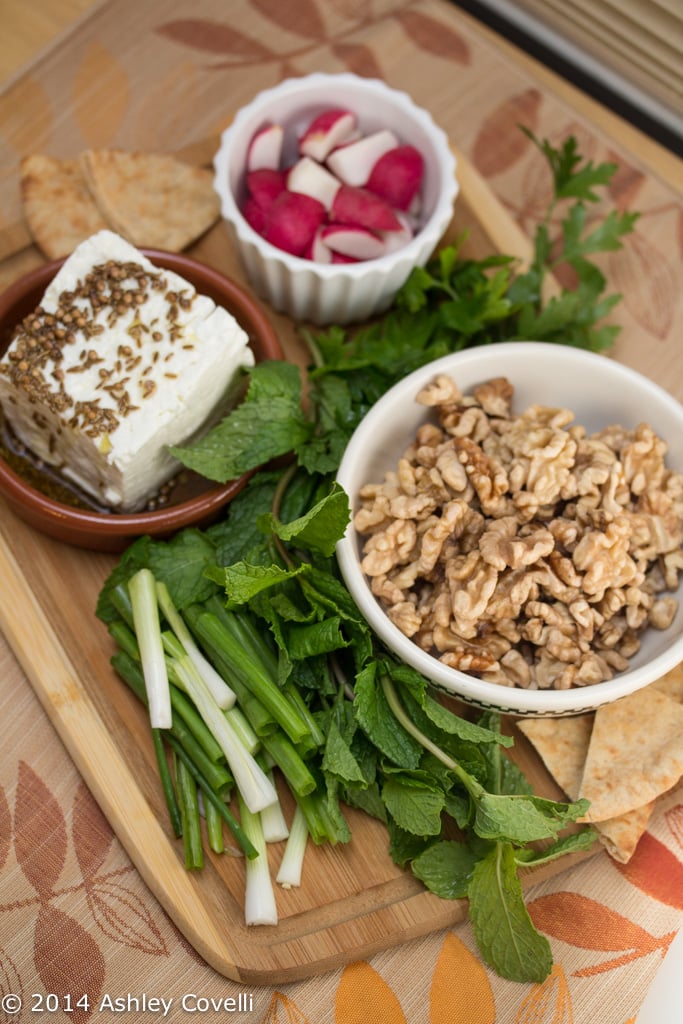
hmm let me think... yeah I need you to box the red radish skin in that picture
[299,109,357,162]
[321,224,386,260]
[366,145,424,210]
[246,123,285,172]
[264,191,326,256]
[246,168,287,211]
[242,197,268,235]
[331,185,403,232]
[287,157,341,210]
[326,129,399,187]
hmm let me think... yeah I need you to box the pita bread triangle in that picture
[21,154,108,259]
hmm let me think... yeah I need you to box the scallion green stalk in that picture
[238,793,278,926]
[128,569,171,729]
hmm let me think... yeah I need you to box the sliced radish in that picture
[305,228,333,264]
[264,191,326,256]
[332,252,360,264]
[246,123,284,172]
[243,197,268,235]
[299,109,357,162]
[286,157,341,210]
[365,144,424,211]
[331,185,402,232]
[326,129,399,187]
[246,168,287,211]
[380,210,414,253]
[321,224,386,261]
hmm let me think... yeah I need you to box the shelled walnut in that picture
[354,374,683,690]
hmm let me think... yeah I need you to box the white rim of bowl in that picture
[336,342,683,714]
[213,72,459,276]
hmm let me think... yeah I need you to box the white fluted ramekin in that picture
[213,73,458,325]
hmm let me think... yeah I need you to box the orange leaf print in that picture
[529,892,659,954]
[605,150,646,211]
[156,19,274,60]
[615,832,683,908]
[72,42,130,149]
[0,77,53,155]
[515,964,572,1024]
[0,784,10,872]
[608,230,678,340]
[335,961,406,1024]
[86,879,168,955]
[252,0,327,40]
[34,905,105,1024]
[15,762,67,899]
[260,991,312,1023]
[430,932,495,1024]
[0,947,22,1013]
[472,90,541,179]
[393,10,471,64]
[331,42,385,80]
[72,782,114,883]
[132,61,201,153]
[665,803,683,850]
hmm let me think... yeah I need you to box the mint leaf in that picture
[469,843,553,982]
[171,361,312,481]
[354,665,422,769]
[382,773,445,836]
[412,840,479,899]
[474,792,589,844]
[258,483,350,557]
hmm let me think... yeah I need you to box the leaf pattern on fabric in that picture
[132,62,202,152]
[605,149,646,210]
[14,761,67,899]
[0,784,10,872]
[614,832,683,909]
[608,230,678,340]
[72,782,114,883]
[156,19,274,59]
[252,0,327,40]
[335,961,407,1023]
[260,991,313,1023]
[665,803,683,850]
[0,77,53,156]
[72,42,130,148]
[34,905,105,1024]
[0,946,23,1014]
[85,879,168,955]
[331,42,385,79]
[430,932,495,1024]
[514,964,572,1024]
[529,892,673,975]
[393,9,470,63]
[471,89,541,179]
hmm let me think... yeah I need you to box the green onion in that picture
[238,793,278,926]
[128,569,171,729]
[276,805,309,888]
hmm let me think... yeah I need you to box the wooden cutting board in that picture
[0,151,596,984]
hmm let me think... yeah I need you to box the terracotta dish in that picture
[0,251,282,551]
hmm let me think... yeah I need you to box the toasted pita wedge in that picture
[578,687,683,823]
[518,712,655,863]
[21,154,108,258]
[80,149,220,251]
[652,664,683,703]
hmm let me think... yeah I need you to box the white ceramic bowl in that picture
[213,73,458,325]
[336,343,683,716]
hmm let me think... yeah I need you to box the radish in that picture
[264,191,326,256]
[246,168,287,211]
[331,185,402,232]
[380,210,414,253]
[246,123,284,172]
[299,108,357,162]
[321,224,386,261]
[365,144,424,211]
[243,197,268,235]
[305,228,333,264]
[326,129,399,187]
[286,157,341,210]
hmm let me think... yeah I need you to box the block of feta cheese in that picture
[0,230,255,511]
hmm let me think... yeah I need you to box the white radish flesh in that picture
[321,224,386,261]
[246,123,284,172]
[286,157,341,210]
[299,108,357,162]
[326,129,399,187]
